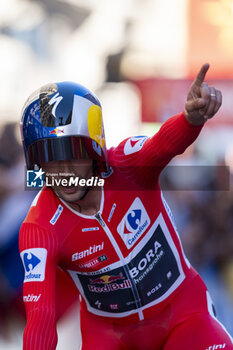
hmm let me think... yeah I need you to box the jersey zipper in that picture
[95,211,144,320]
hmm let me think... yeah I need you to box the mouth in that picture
[59,184,77,194]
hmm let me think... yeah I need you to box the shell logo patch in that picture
[87,105,105,148]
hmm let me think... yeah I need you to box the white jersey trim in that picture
[161,191,191,269]
[206,291,233,344]
[31,190,43,207]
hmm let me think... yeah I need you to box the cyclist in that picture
[19,64,233,349]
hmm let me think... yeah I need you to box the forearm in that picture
[111,112,204,189]
[23,309,57,350]
[20,223,59,350]
[142,112,203,167]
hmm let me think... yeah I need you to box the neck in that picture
[67,187,102,216]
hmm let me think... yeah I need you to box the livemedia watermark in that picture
[25,165,230,191]
[25,168,104,190]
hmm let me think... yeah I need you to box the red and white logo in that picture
[117,197,150,249]
[205,345,226,350]
[23,294,41,302]
[124,136,148,155]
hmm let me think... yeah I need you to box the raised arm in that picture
[19,223,59,350]
[111,64,222,186]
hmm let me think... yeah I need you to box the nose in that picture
[58,161,74,175]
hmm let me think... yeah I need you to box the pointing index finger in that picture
[193,63,210,87]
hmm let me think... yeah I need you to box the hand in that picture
[184,63,222,125]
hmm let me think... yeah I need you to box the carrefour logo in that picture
[23,252,41,272]
[20,248,47,283]
[127,210,142,231]
[117,198,150,249]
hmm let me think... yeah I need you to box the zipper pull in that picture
[95,212,105,227]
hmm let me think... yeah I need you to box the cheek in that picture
[78,166,93,178]
[87,166,94,178]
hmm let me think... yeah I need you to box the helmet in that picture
[20,81,108,172]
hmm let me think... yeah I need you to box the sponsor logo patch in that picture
[21,248,47,283]
[77,254,108,270]
[205,345,226,350]
[117,197,150,249]
[88,273,131,293]
[49,127,64,135]
[124,136,148,155]
[48,92,63,118]
[108,203,116,222]
[72,243,104,261]
[129,240,163,282]
[50,204,63,225]
[23,294,41,302]
[90,273,124,285]
[82,227,99,232]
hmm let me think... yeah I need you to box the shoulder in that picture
[107,136,149,166]
[23,187,62,228]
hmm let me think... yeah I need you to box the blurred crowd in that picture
[0,122,34,342]
[161,148,233,334]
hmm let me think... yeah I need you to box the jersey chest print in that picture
[68,212,185,318]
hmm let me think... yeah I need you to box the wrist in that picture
[184,109,206,126]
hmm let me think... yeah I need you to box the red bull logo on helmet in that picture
[49,127,64,135]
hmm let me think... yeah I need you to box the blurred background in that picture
[0,0,233,348]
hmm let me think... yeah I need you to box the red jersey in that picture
[19,112,205,349]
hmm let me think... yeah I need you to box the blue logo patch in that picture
[50,205,63,225]
[127,210,142,230]
[26,169,45,188]
[20,248,47,283]
[23,253,41,272]
[117,198,151,249]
